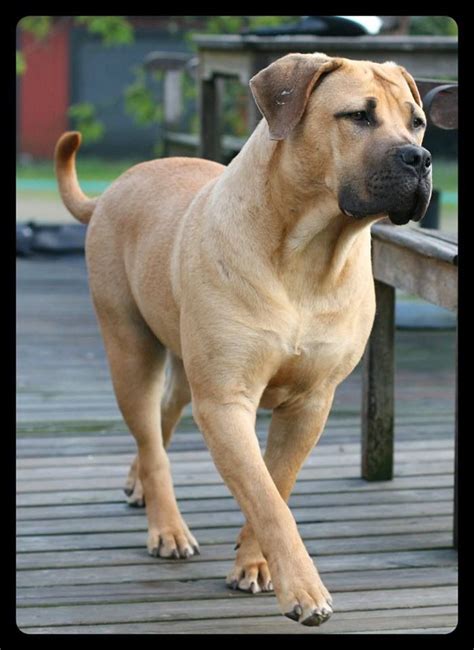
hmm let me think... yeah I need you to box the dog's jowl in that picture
[55,52,431,627]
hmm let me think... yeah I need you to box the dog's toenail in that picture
[171,549,179,559]
[285,604,302,621]
[229,579,238,590]
[193,544,200,555]
[234,543,241,550]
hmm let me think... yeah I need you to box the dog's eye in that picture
[413,116,425,129]
[348,111,371,125]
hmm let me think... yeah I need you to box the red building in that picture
[17,17,205,159]
[19,19,71,158]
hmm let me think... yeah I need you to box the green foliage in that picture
[409,16,458,36]
[18,16,52,40]
[180,17,299,137]
[124,68,163,125]
[74,16,134,46]
[68,103,105,143]
[183,15,298,49]
[16,51,26,75]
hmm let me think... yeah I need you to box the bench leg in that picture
[199,75,221,162]
[362,280,395,480]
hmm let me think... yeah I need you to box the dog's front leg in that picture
[227,392,335,597]
[192,393,333,626]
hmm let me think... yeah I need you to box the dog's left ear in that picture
[398,66,422,107]
[249,53,343,140]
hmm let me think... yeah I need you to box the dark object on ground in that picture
[16,223,87,256]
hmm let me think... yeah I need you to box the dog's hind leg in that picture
[161,352,192,447]
[95,302,199,559]
[124,352,191,506]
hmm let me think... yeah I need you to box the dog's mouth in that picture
[339,175,432,226]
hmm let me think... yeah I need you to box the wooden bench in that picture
[362,225,458,478]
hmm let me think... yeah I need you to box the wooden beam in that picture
[372,240,457,312]
[198,76,221,161]
[362,280,395,481]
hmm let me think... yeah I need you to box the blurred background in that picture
[16,16,458,232]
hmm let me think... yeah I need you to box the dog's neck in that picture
[215,121,378,285]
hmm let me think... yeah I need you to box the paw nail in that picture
[229,579,238,590]
[250,581,258,594]
[234,543,241,550]
[171,549,179,559]
[285,605,302,622]
[193,544,200,555]
[123,487,132,496]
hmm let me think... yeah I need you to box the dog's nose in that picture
[397,145,432,175]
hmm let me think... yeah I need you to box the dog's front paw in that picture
[272,557,333,626]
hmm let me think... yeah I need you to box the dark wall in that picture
[70,26,191,158]
[423,126,457,160]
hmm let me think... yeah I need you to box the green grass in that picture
[17,156,142,183]
[17,156,459,189]
[16,155,458,231]
[432,158,458,193]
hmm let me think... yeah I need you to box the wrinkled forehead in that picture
[317,59,415,108]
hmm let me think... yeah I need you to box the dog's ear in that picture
[249,53,343,140]
[398,66,422,107]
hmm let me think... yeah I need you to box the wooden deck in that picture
[17,253,457,634]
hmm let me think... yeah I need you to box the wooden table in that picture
[193,34,458,161]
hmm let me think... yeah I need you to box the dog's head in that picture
[250,53,432,225]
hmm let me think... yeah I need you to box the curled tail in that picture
[54,131,98,224]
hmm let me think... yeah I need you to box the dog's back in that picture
[55,131,224,355]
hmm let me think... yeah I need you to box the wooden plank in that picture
[17,532,454,575]
[15,418,454,447]
[17,484,454,516]
[16,516,453,552]
[15,584,457,627]
[16,544,456,571]
[16,441,454,468]
[17,570,457,608]
[15,447,455,480]
[372,239,458,311]
[16,488,453,521]
[15,461,455,493]
[371,223,458,265]
[15,438,454,467]
[16,474,454,506]
[16,500,454,537]
[20,618,457,635]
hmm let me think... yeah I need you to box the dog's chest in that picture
[259,295,374,409]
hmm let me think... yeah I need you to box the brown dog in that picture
[55,52,432,627]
